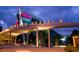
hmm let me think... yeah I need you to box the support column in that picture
[11,39,13,45]
[27,33,29,45]
[0,40,1,45]
[36,28,38,47]
[22,34,26,45]
[72,36,76,47]
[48,29,50,47]
[10,32,13,45]
[9,32,11,45]
[55,38,59,47]
[14,37,17,45]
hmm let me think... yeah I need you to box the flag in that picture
[22,17,32,24]
[16,14,20,21]
[16,8,32,25]
[15,20,19,27]
[15,14,19,26]
[21,12,32,19]
[21,12,32,24]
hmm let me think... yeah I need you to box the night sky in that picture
[0,6,79,36]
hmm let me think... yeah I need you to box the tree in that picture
[72,30,79,36]
[0,26,2,32]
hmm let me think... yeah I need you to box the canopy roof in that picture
[0,22,79,40]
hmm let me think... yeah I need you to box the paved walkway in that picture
[0,46,65,52]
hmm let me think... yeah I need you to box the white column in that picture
[0,40,1,45]
[14,37,17,45]
[9,32,11,44]
[22,34,26,45]
[72,36,76,47]
[48,29,50,47]
[55,39,58,47]
[36,28,38,47]
[27,33,29,45]
[10,32,13,45]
